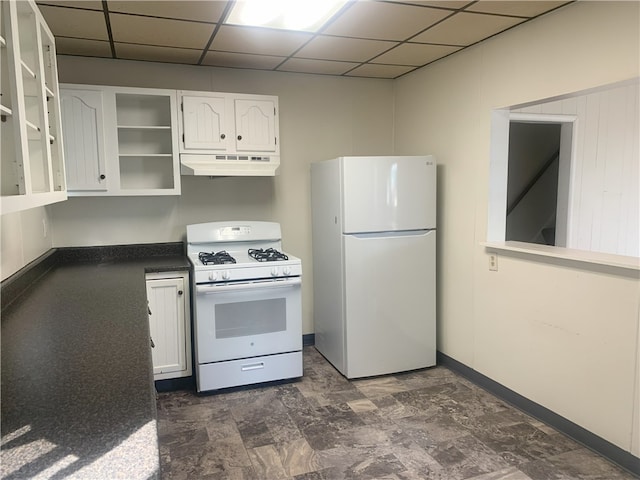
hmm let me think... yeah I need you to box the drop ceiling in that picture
[36,0,573,79]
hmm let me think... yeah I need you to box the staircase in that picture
[506,149,559,246]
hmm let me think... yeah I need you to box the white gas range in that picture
[186,221,302,392]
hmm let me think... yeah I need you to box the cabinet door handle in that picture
[178,290,183,296]
[150,336,155,348]
[237,135,242,141]
[220,133,225,139]
[99,174,106,180]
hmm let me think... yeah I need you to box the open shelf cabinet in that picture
[61,84,180,196]
[1,0,66,215]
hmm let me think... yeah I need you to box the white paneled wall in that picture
[516,81,640,257]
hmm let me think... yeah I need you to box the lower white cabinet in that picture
[146,271,192,380]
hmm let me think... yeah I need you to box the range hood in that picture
[180,154,280,177]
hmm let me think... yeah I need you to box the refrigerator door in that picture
[341,155,436,234]
[343,229,436,378]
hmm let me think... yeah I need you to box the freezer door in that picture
[341,156,436,233]
[343,229,436,378]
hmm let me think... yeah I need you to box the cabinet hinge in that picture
[182,133,185,142]
[181,103,183,112]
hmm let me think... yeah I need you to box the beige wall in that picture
[46,56,396,334]
[1,207,52,280]
[393,0,639,456]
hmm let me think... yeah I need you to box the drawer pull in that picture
[241,362,264,372]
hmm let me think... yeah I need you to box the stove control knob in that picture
[271,267,279,276]
[222,270,230,280]
[283,266,291,276]
[208,272,218,281]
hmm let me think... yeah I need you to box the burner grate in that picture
[198,251,236,265]
[248,248,289,262]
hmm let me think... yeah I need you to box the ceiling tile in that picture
[109,13,214,49]
[115,43,202,64]
[385,0,472,9]
[36,1,103,10]
[322,1,452,41]
[295,36,397,63]
[210,25,313,57]
[465,1,569,18]
[55,37,112,57]
[106,1,226,23]
[277,58,359,75]
[412,11,525,45]
[37,5,109,40]
[201,51,284,70]
[345,63,416,79]
[372,43,462,66]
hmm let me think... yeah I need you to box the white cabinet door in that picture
[60,89,107,191]
[146,272,192,380]
[234,98,277,152]
[182,94,229,151]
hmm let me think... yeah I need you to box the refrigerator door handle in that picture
[347,229,435,239]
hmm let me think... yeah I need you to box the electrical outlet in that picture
[489,253,498,271]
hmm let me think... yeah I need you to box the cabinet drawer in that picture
[197,351,302,392]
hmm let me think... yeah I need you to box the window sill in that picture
[482,241,640,272]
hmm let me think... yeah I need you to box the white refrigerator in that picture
[310,155,437,378]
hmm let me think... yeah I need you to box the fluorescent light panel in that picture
[226,0,348,32]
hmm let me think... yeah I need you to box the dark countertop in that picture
[1,247,189,479]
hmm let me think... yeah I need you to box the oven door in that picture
[194,277,302,363]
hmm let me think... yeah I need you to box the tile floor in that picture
[156,347,635,480]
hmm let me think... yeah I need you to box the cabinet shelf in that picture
[21,60,36,79]
[25,120,41,140]
[45,85,54,98]
[119,153,173,158]
[0,104,12,116]
[0,35,6,47]
[117,125,171,130]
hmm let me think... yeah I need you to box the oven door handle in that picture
[196,277,301,294]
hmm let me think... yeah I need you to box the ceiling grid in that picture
[36,0,573,79]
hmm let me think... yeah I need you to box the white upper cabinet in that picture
[58,86,281,186]
[178,91,280,176]
[1,0,66,214]
[60,84,181,196]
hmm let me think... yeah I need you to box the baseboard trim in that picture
[155,375,195,393]
[437,352,640,477]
